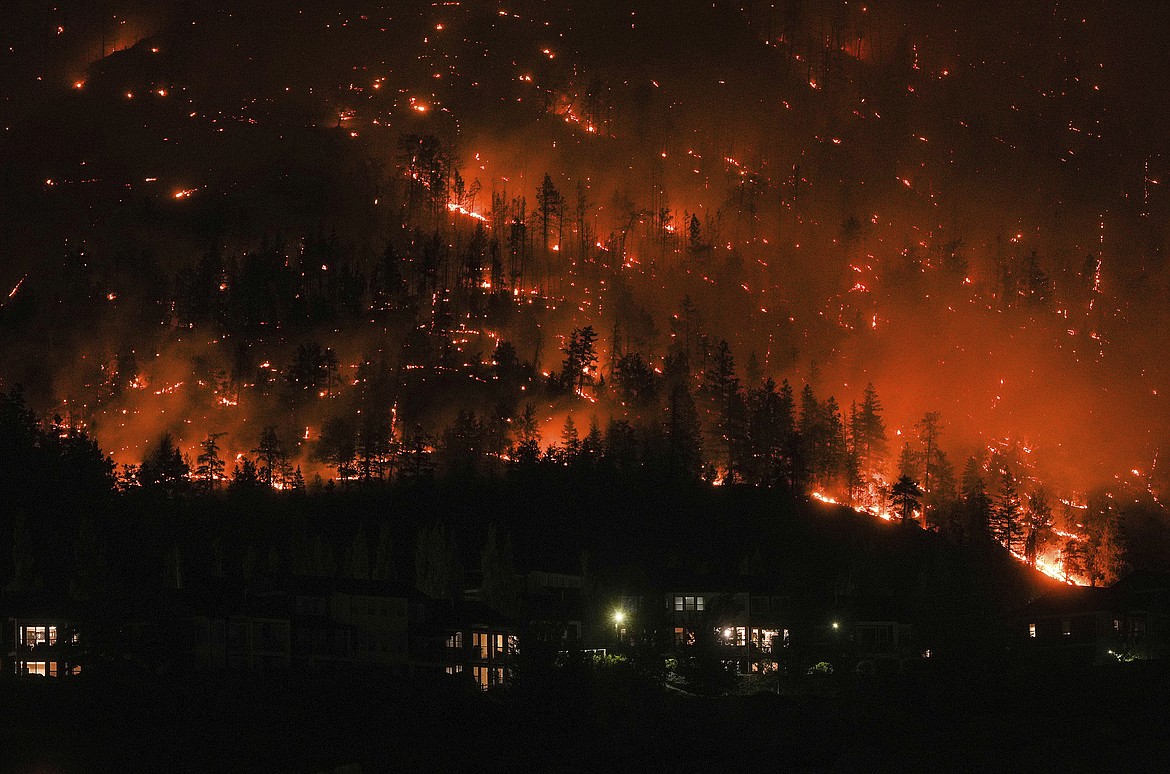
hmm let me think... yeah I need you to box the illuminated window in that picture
[1028,623,1037,638]
[752,628,782,651]
[25,662,47,676]
[445,665,463,675]
[471,665,504,689]
[507,634,519,655]
[446,632,463,650]
[673,596,705,612]
[472,632,488,659]
[24,626,48,646]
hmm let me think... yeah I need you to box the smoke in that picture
[0,0,1167,500]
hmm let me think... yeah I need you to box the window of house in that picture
[472,632,488,659]
[507,634,519,655]
[673,596,704,612]
[25,662,47,676]
[674,596,684,611]
[472,665,503,689]
[446,631,463,649]
[733,627,746,647]
[1028,623,1037,638]
[752,628,781,651]
[23,626,49,646]
[491,633,504,658]
[445,665,463,675]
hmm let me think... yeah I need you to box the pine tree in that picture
[1024,488,1054,567]
[992,467,1024,553]
[69,513,108,602]
[138,433,190,497]
[961,456,992,543]
[373,522,395,581]
[254,426,287,488]
[415,524,457,600]
[514,404,542,465]
[891,475,925,525]
[852,383,888,506]
[582,416,604,465]
[347,528,371,580]
[666,380,704,481]
[480,525,520,616]
[195,432,227,492]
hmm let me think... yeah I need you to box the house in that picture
[8,617,82,677]
[182,577,416,674]
[436,599,519,689]
[1018,571,1170,665]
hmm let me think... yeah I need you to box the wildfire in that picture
[6,274,26,300]
[447,202,488,223]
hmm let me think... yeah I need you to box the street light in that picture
[613,610,625,625]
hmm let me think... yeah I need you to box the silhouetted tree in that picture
[891,475,924,524]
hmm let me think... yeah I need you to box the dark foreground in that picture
[3,660,1169,773]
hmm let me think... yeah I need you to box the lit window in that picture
[25,662,47,676]
[446,632,463,649]
[1028,623,1037,638]
[696,596,705,611]
[674,596,684,612]
[472,632,488,659]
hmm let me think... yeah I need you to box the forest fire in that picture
[1,0,1166,622]
[3,3,1170,768]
